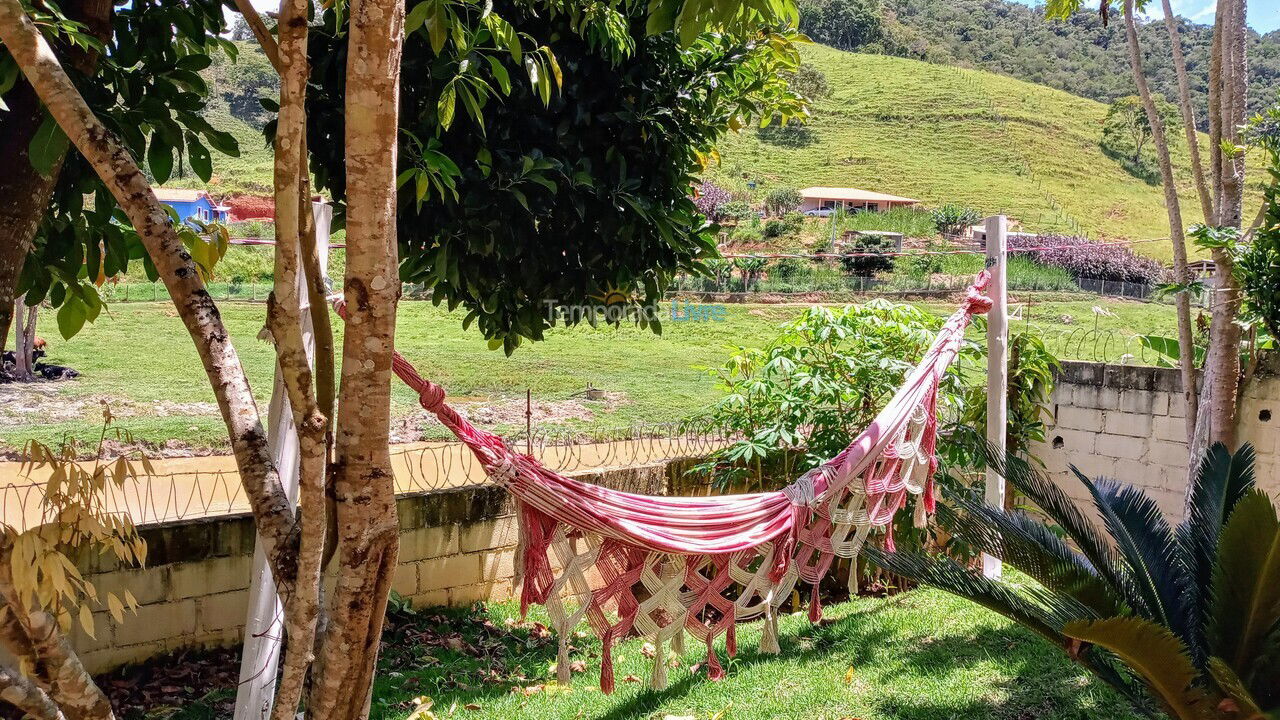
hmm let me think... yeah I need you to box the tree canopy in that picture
[305,0,804,352]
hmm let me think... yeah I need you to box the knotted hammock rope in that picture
[348,272,991,692]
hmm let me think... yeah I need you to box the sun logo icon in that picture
[590,283,632,306]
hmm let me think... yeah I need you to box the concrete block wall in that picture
[1032,361,1279,522]
[69,461,672,673]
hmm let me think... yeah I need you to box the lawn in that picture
[130,589,1144,720]
[0,295,1178,452]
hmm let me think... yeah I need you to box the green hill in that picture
[710,43,1261,260]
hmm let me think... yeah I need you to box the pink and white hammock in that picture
[382,273,992,692]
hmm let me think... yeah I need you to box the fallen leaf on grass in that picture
[464,703,482,711]
[569,660,587,673]
[843,666,856,685]
[641,642,657,659]
[622,674,641,683]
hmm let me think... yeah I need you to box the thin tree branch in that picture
[1160,0,1213,222]
[232,0,283,74]
[0,664,64,720]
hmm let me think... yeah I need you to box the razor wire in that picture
[0,423,735,533]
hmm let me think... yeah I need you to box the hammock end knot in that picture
[418,381,446,413]
[962,289,993,316]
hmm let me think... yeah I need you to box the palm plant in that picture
[869,444,1279,719]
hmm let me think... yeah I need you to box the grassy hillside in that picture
[712,44,1261,260]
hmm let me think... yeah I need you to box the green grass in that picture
[361,590,1143,720]
[711,44,1264,261]
[0,296,1178,451]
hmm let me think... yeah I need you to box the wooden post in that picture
[983,215,1008,580]
[234,201,332,720]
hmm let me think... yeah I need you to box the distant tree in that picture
[693,181,733,221]
[839,234,895,275]
[1102,93,1180,165]
[764,186,804,215]
[788,63,831,101]
[799,0,887,51]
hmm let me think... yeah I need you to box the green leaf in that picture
[485,55,511,94]
[28,113,70,178]
[187,135,212,183]
[1209,489,1280,681]
[438,82,457,129]
[56,296,87,340]
[405,0,432,34]
[1063,617,1211,720]
[147,137,173,184]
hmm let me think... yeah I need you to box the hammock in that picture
[372,272,992,692]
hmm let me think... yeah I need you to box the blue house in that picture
[153,188,230,226]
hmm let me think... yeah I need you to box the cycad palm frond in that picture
[991,452,1133,607]
[864,546,1086,642]
[1076,469,1189,635]
[1176,443,1256,661]
[937,493,1124,617]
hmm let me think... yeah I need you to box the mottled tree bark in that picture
[1201,0,1247,450]
[0,665,64,720]
[0,0,300,595]
[1121,0,1199,453]
[265,0,326,716]
[308,0,405,714]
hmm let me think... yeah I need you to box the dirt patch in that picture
[0,383,219,429]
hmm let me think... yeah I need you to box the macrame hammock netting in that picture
[376,272,992,693]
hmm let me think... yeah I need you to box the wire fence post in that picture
[983,214,1008,581]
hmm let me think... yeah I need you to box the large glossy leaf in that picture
[1209,489,1280,696]
[28,112,70,178]
[1064,617,1212,720]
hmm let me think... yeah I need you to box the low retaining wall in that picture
[67,462,675,673]
[1031,361,1279,521]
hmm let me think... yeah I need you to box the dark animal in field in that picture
[2,348,46,366]
[34,363,79,381]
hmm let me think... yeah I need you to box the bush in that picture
[931,203,981,237]
[768,257,811,280]
[839,234,895,276]
[780,212,805,234]
[730,227,763,245]
[720,201,755,222]
[692,181,732,221]
[1010,234,1165,284]
[763,187,804,216]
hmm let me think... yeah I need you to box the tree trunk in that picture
[1160,0,1213,223]
[0,0,301,596]
[264,0,326,716]
[308,0,405,715]
[1201,0,1248,449]
[0,0,112,360]
[11,300,38,382]
[0,665,64,720]
[1120,0,1199,454]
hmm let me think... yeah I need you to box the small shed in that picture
[153,188,230,225]
[799,186,919,213]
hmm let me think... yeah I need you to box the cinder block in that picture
[1056,406,1103,430]
[1103,411,1153,438]
[68,609,113,654]
[168,554,251,601]
[407,589,450,609]
[477,549,517,582]
[448,581,510,607]
[80,643,161,674]
[393,561,419,597]
[197,591,249,633]
[1047,428,1096,455]
[93,566,170,607]
[1146,440,1188,468]
[1154,415,1186,443]
[398,526,460,562]
[1096,433,1148,461]
[1168,393,1187,418]
[1116,389,1166,415]
[114,599,197,646]
[417,554,482,592]
[459,516,518,554]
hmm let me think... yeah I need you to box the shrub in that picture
[839,234,895,276]
[780,211,805,234]
[762,219,788,238]
[768,256,811,280]
[1010,234,1165,284]
[720,200,755,222]
[931,203,981,237]
[692,181,732,221]
[763,187,804,216]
